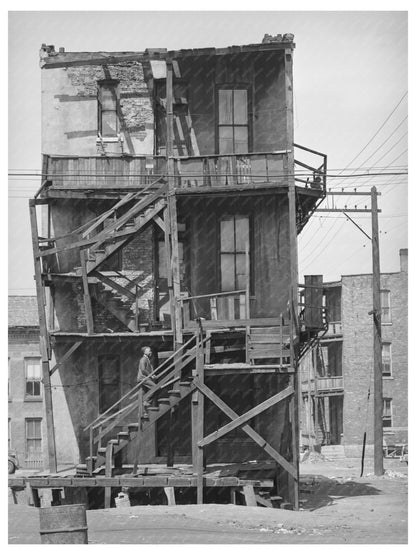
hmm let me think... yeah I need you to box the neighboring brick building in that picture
[8,296,46,469]
[299,249,408,458]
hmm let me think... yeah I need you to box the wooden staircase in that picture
[82,334,206,475]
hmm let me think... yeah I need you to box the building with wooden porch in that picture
[29,34,327,509]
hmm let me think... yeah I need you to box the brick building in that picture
[8,296,45,469]
[299,249,408,458]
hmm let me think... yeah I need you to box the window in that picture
[217,87,249,154]
[25,358,42,399]
[383,398,392,428]
[382,343,392,377]
[220,215,250,292]
[381,290,391,324]
[25,418,42,466]
[98,80,119,137]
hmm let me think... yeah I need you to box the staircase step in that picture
[128,423,139,432]
[97,447,107,455]
[147,406,160,412]
[109,439,120,445]
[158,397,171,406]
[168,389,181,397]
[117,432,130,440]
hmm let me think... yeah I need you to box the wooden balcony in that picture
[41,144,326,196]
[301,376,344,393]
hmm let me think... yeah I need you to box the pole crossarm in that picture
[49,341,83,376]
[197,384,294,447]
[193,379,297,478]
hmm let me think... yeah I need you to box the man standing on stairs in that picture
[137,346,156,390]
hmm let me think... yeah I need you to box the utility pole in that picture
[371,186,384,476]
[316,187,384,475]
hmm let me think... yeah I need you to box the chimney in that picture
[399,248,408,273]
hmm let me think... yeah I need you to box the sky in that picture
[7,7,410,295]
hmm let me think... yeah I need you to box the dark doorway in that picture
[329,395,344,445]
[98,355,121,413]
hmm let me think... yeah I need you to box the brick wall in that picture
[342,267,408,456]
[8,329,47,469]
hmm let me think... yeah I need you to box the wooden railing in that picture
[84,334,204,465]
[326,321,342,335]
[179,289,249,326]
[301,375,344,393]
[173,152,287,189]
[316,376,344,392]
[42,146,327,193]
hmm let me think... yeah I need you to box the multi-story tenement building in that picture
[29,34,328,507]
[300,249,408,458]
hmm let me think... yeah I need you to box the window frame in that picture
[380,289,391,324]
[25,417,42,462]
[382,397,393,428]
[382,342,392,377]
[24,357,42,401]
[216,84,252,155]
[219,214,253,294]
[97,79,120,139]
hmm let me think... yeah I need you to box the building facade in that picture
[299,249,408,457]
[30,35,328,506]
[8,296,45,469]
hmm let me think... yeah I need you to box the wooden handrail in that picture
[84,333,197,432]
[181,290,245,302]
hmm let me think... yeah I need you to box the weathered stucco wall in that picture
[41,62,154,156]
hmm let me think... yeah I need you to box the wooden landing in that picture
[9,474,273,489]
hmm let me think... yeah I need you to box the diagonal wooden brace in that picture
[49,341,83,376]
[197,384,294,447]
[193,379,297,479]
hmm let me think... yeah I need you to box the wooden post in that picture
[104,443,113,509]
[29,200,57,473]
[80,250,94,335]
[166,60,183,348]
[285,47,300,509]
[195,329,205,504]
[371,187,384,476]
[132,388,144,475]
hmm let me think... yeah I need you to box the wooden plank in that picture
[80,250,94,334]
[198,385,294,447]
[49,341,83,376]
[104,443,113,508]
[193,379,297,478]
[167,477,192,487]
[184,317,283,330]
[243,485,257,507]
[164,486,176,506]
[29,200,57,473]
[142,476,168,487]
[195,334,205,504]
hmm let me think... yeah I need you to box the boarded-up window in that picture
[98,80,119,137]
[382,343,392,377]
[25,358,42,399]
[218,88,249,154]
[220,215,249,291]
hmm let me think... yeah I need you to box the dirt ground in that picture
[8,457,408,544]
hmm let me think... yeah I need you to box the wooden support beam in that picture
[285,47,300,510]
[193,378,297,479]
[49,341,83,376]
[243,485,257,507]
[164,486,176,506]
[198,385,294,447]
[104,443,114,509]
[195,333,205,504]
[153,214,166,233]
[80,250,94,334]
[29,200,57,474]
